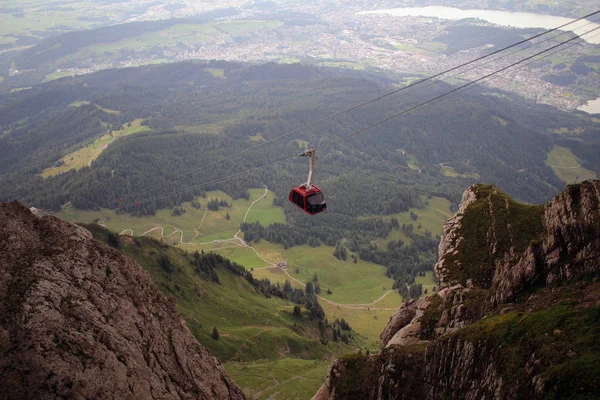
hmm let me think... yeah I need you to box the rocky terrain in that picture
[0,202,247,400]
[314,180,600,399]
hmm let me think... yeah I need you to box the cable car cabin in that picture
[289,185,327,215]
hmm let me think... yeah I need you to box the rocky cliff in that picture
[314,181,600,400]
[0,202,247,400]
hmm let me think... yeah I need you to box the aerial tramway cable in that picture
[318,25,600,152]
[110,10,600,207]
[449,29,600,103]
[104,24,600,212]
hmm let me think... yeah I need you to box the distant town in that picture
[4,0,600,111]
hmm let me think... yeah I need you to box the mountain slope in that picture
[82,223,356,363]
[0,202,247,400]
[314,180,600,399]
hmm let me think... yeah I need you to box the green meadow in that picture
[245,189,287,225]
[251,241,398,305]
[58,189,284,243]
[320,301,398,350]
[225,358,330,400]
[415,271,437,295]
[365,196,452,238]
[545,145,597,184]
[41,117,151,178]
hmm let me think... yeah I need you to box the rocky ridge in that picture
[314,181,600,400]
[0,202,247,400]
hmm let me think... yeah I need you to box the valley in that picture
[61,182,436,398]
[1,3,600,396]
[58,185,413,314]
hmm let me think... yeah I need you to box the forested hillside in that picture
[2,61,598,300]
[2,61,597,209]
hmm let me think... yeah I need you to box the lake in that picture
[578,97,600,114]
[358,7,600,44]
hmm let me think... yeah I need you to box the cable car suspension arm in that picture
[299,148,317,191]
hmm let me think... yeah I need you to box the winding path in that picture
[230,186,276,265]
[276,266,397,311]
[118,186,399,309]
[230,307,285,361]
[547,163,582,169]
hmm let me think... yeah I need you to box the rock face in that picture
[314,181,600,400]
[0,202,247,400]
[437,180,600,304]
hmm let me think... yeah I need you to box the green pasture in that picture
[406,153,419,170]
[321,301,398,350]
[369,290,404,308]
[419,41,448,53]
[492,115,508,127]
[96,104,120,114]
[245,189,286,225]
[205,245,272,269]
[279,56,302,64]
[58,188,285,247]
[317,61,367,70]
[369,196,452,238]
[239,265,403,346]
[225,358,330,400]
[205,68,225,78]
[441,166,460,177]
[59,190,254,241]
[440,165,480,179]
[252,242,396,305]
[415,271,437,295]
[221,239,398,305]
[549,127,585,135]
[545,145,597,184]
[69,100,91,107]
[41,118,151,178]
[43,70,76,82]
[0,0,156,46]
[251,267,305,289]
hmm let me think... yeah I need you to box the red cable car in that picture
[289,148,327,215]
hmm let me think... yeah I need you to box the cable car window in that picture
[306,191,326,213]
[292,191,304,207]
[307,192,325,205]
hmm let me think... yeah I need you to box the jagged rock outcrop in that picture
[314,181,600,400]
[436,180,600,304]
[0,202,247,400]
[493,180,600,302]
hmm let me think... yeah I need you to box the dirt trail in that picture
[277,267,397,311]
[547,163,582,169]
[191,208,209,241]
[252,375,304,400]
[232,186,276,265]
[230,308,284,361]
[118,187,399,310]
